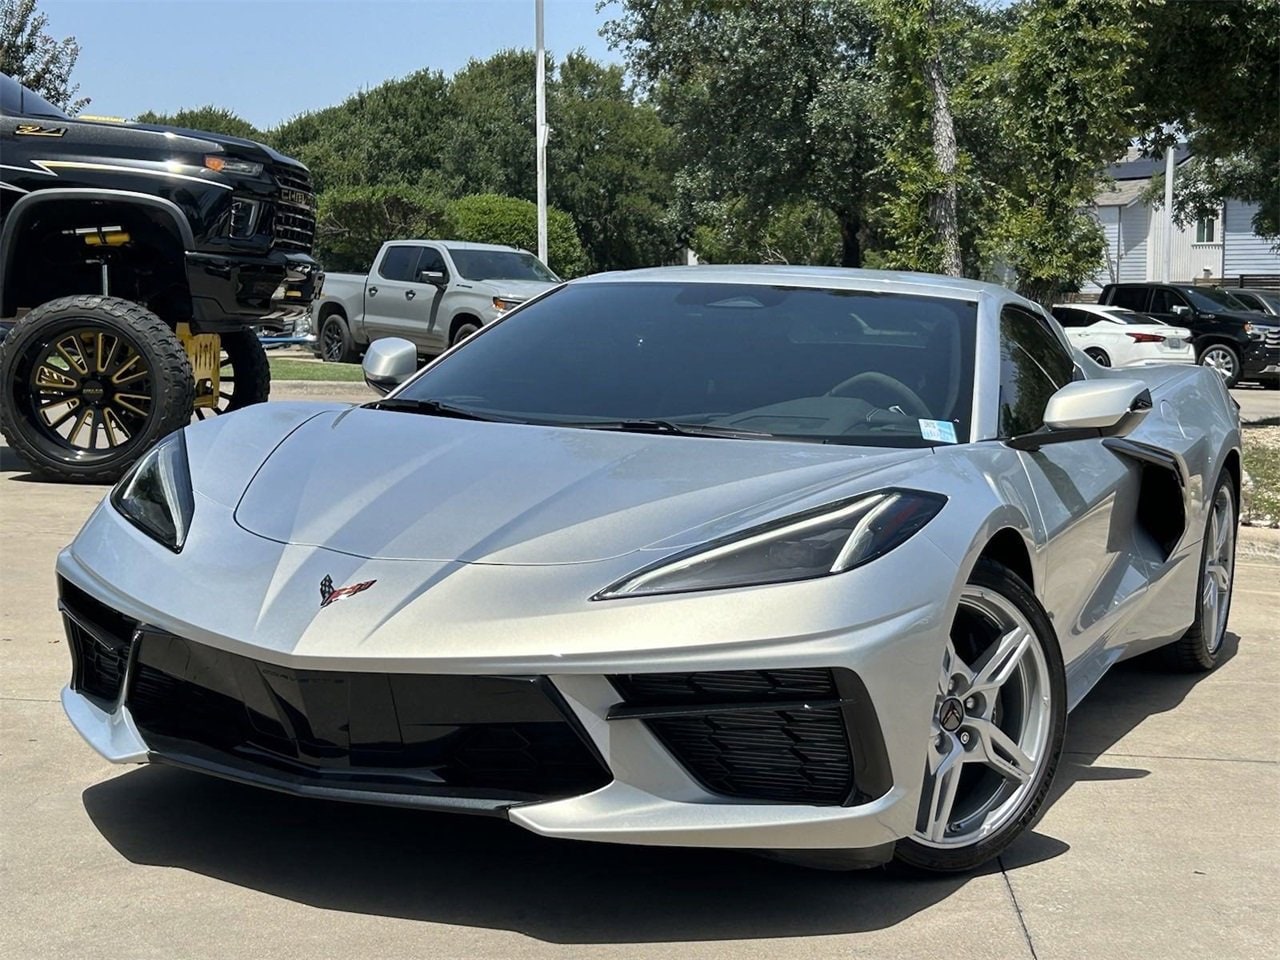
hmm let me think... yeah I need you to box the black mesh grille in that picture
[610,668,864,805]
[269,165,315,253]
[59,578,137,707]
[127,632,610,803]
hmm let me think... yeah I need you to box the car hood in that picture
[469,278,558,299]
[232,407,931,564]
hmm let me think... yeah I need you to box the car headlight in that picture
[204,155,264,176]
[492,296,524,312]
[596,489,947,599]
[110,433,195,551]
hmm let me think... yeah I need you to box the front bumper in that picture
[186,249,321,332]
[56,500,957,855]
[1241,337,1280,378]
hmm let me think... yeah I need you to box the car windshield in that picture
[395,281,977,447]
[448,249,558,283]
[1184,287,1248,311]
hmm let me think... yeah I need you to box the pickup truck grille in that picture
[269,165,316,253]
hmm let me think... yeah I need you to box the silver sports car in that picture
[58,267,1241,873]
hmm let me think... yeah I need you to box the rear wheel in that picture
[0,295,194,482]
[1160,473,1236,671]
[1084,347,1111,367]
[894,560,1067,873]
[193,329,270,420]
[1198,344,1240,388]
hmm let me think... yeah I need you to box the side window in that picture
[1051,308,1087,328]
[377,246,420,281]
[416,247,446,277]
[998,306,1073,437]
[1107,286,1148,311]
[1149,288,1187,313]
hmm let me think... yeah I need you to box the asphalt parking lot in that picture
[1,382,1277,960]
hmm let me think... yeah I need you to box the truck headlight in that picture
[110,433,195,551]
[493,296,524,312]
[205,155,264,176]
[595,489,946,599]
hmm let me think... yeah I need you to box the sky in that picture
[40,0,618,129]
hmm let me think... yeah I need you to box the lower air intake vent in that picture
[58,578,137,707]
[609,668,890,806]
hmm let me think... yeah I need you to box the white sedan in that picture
[1051,303,1194,368]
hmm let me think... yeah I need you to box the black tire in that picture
[893,559,1068,874]
[1197,343,1240,388]
[319,312,359,363]
[450,318,482,347]
[1085,347,1111,367]
[1159,471,1237,672]
[193,329,270,420]
[0,295,194,483]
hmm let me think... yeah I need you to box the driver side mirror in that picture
[1007,379,1152,451]
[362,337,417,395]
[419,269,447,286]
[1171,304,1191,317]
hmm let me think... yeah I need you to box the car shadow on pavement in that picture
[81,764,1064,942]
[80,637,1233,943]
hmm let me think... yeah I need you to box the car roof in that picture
[436,241,522,252]
[575,265,1017,303]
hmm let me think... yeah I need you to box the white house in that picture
[1085,146,1280,291]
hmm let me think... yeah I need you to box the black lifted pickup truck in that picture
[0,73,321,481]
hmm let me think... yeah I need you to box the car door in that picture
[1147,286,1198,332]
[361,244,444,352]
[999,305,1139,689]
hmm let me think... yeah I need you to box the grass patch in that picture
[268,357,365,382]
[1242,423,1280,528]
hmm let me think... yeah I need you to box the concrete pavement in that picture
[1,384,1276,960]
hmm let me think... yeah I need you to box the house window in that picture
[1195,215,1217,244]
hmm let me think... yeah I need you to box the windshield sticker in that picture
[919,419,959,444]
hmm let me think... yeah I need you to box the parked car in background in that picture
[312,241,560,363]
[1050,303,1194,368]
[1226,287,1280,318]
[1098,282,1280,388]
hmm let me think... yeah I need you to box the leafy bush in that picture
[445,194,588,277]
[315,185,448,273]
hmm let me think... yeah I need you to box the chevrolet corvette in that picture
[58,266,1241,872]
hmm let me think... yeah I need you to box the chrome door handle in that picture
[368,286,378,297]
[406,290,416,301]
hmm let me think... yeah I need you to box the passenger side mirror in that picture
[1007,379,1152,451]
[419,269,447,286]
[362,337,418,395]
[1171,304,1191,317]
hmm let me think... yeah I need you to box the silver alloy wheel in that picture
[1202,484,1235,654]
[1200,346,1238,381]
[915,586,1053,849]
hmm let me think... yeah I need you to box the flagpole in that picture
[535,0,548,265]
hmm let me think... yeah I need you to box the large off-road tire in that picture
[893,559,1067,874]
[193,328,270,420]
[0,295,194,483]
[319,312,359,363]
[1159,471,1237,672]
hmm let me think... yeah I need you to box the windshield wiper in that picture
[368,397,519,423]
[557,418,776,440]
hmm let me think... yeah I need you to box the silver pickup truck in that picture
[313,240,560,361]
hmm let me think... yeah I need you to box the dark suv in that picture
[0,74,322,481]
[1098,282,1279,388]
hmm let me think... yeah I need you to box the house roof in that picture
[1093,145,1193,207]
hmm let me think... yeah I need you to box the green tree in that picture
[134,105,261,140]
[269,69,452,193]
[441,50,538,199]
[1133,0,1280,239]
[979,0,1143,302]
[315,185,448,273]
[691,197,842,265]
[606,0,881,266]
[0,0,87,113]
[445,194,588,277]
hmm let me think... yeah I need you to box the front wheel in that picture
[319,313,359,363]
[894,559,1067,873]
[450,319,482,347]
[0,295,194,482]
[1197,344,1240,388]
